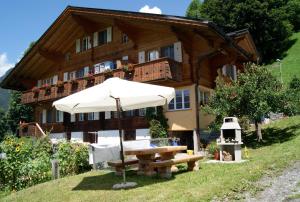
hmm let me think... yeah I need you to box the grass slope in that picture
[2,116,300,202]
[268,32,300,84]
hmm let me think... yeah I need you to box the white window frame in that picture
[168,89,190,111]
[139,108,146,116]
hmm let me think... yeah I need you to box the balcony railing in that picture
[21,58,182,104]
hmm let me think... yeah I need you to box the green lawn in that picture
[268,32,300,85]
[1,116,300,202]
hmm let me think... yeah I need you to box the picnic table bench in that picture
[107,159,139,176]
[149,154,203,178]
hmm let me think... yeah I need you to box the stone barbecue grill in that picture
[217,117,243,162]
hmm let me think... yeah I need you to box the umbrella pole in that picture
[116,98,126,184]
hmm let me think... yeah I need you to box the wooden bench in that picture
[149,154,203,178]
[108,159,139,176]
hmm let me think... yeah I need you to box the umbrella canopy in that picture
[53,77,175,114]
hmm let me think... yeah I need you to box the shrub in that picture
[54,142,91,177]
[0,135,52,191]
[207,141,219,155]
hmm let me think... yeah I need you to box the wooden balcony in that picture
[21,58,182,104]
[133,57,182,82]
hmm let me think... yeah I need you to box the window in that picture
[69,71,76,80]
[222,65,237,80]
[161,45,174,59]
[122,33,129,44]
[112,111,118,119]
[199,89,210,106]
[98,30,107,46]
[168,89,190,110]
[147,50,159,61]
[88,112,94,121]
[139,108,146,116]
[82,37,89,51]
[79,113,85,122]
[76,68,84,79]
[46,109,53,123]
[56,110,64,123]
[125,110,134,117]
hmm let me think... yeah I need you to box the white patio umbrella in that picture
[53,77,175,189]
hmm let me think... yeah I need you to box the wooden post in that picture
[193,129,199,154]
[51,159,60,180]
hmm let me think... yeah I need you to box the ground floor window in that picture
[168,89,190,110]
[199,89,210,106]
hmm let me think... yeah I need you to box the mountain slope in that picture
[0,69,12,110]
[269,32,300,84]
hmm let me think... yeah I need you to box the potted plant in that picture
[84,73,95,81]
[56,80,64,87]
[32,86,40,93]
[103,69,113,79]
[207,141,220,160]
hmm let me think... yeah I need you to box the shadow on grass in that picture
[243,124,300,149]
[72,170,175,191]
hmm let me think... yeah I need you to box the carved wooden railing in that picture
[21,58,182,104]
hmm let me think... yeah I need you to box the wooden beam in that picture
[114,19,139,48]
[193,29,215,48]
[37,48,65,63]
[171,26,193,56]
[71,14,105,34]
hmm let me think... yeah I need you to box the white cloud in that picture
[139,5,162,14]
[0,53,13,77]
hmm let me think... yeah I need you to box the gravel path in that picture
[245,161,300,202]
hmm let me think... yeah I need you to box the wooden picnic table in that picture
[124,146,187,176]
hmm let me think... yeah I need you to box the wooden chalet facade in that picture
[1,6,258,145]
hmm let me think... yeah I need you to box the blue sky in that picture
[0,0,191,76]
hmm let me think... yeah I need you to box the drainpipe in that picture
[194,50,221,153]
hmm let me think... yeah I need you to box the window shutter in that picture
[93,32,98,47]
[84,66,89,76]
[105,111,111,119]
[94,112,99,120]
[71,114,76,122]
[87,36,92,49]
[174,42,182,62]
[37,80,42,87]
[138,51,145,64]
[42,109,46,124]
[233,65,237,80]
[63,72,69,82]
[107,27,112,43]
[222,65,227,76]
[53,75,58,85]
[76,39,81,53]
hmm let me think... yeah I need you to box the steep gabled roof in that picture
[1,6,257,90]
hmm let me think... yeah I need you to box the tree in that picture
[186,0,294,63]
[205,63,284,141]
[284,76,300,115]
[286,0,300,31]
[6,91,33,134]
[0,108,8,141]
[185,0,202,19]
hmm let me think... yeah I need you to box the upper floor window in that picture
[98,30,108,46]
[138,108,146,116]
[161,45,174,60]
[76,68,85,79]
[82,37,90,52]
[122,33,129,44]
[168,89,190,111]
[125,110,135,117]
[147,50,159,62]
[222,64,237,80]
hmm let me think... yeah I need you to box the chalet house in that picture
[0,6,258,146]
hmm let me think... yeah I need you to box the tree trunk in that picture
[255,120,263,142]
